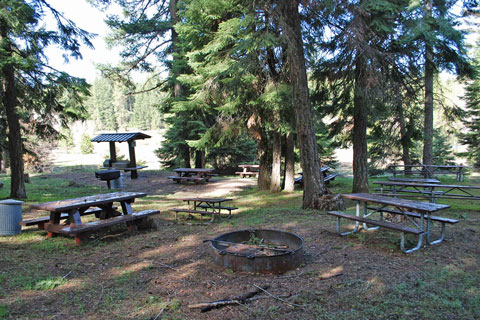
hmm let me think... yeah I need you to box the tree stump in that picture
[312,193,345,211]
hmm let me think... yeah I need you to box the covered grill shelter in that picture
[91,132,150,179]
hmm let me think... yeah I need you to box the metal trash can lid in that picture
[0,199,24,205]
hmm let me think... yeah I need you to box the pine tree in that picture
[458,42,480,167]
[0,0,92,198]
[402,0,474,165]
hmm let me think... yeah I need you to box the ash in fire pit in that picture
[207,229,304,274]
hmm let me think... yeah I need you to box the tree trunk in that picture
[352,60,369,193]
[396,102,412,171]
[258,137,272,191]
[423,1,434,166]
[283,132,295,192]
[0,27,26,198]
[194,150,205,168]
[278,0,333,209]
[270,131,282,193]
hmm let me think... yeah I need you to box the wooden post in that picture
[109,142,117,165]
[128,140,138,179]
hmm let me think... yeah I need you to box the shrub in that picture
[80,134,94,154]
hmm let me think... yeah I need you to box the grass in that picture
[0,168,478,319]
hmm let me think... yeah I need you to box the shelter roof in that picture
[91,132,151,143]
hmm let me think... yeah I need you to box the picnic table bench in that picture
[171,197,235,222]
[386,164,467,181]
[235,164,259,178]
[373,180,480,203]
[295,166,337,186]
[29,192,159,244]
[20,206,116,230]
[328,193,453,253]
[168,168,215,184]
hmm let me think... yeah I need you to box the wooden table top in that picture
[238,164,259,168]
[388,164,467,169]
[342,193,450,213]
[387,177,441,183]
[30,192,147,212]
[373,181,480,189]
[177,197,232,203]
[173,168,214,173]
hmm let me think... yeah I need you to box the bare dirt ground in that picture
[43,169,258,198]
[2,167,478,320]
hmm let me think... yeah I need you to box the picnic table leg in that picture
[121,201,134,215]
[362,202,380,231]
[335,202,360,236]
[425,217,446,245]
[47,212,61,238]
[68,209,83,226]
[400,211,424,254]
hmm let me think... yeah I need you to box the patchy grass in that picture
[0,168,478,319]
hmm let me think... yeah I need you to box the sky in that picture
[43,0,122,84]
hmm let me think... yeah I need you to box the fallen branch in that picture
[62,270,72,280]
[154,262,179,272]
[188,285,270,312]
[252,284,303,308]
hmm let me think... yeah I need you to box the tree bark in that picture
[0,26,26,198]
[278,0,332,209]
[352,58,370,193]
[283,132,295,192]
[258,137,272,190]
[194,150,205,168]
[396,102,412,171]
[270,131,282,192]
[423,0,434,166]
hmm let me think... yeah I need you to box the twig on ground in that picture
[62,270,72,280]
[252,284,303,308]
[152,262,179,272]
[152,307,165,320]
[188,285,270,312]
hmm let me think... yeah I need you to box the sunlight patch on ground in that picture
[318,266,344,280]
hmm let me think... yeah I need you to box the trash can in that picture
[111,173,125,189]
[0,199,24,236]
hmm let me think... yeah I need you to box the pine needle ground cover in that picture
[0,170,478,319]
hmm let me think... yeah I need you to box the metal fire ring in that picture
[208,229,305,274]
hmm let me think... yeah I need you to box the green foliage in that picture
[80,134,94,154]
[458,41,480,167]
[206,134,257,170]
[433,129,456,165]
[0,305,6,318]
[58,128,75,150]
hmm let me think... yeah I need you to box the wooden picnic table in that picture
[373,180,480,203]
[328,193,454,253]
[295,166,337,186]
[30,192,159,244]
[168,168,215,184]
[388,177,441,184]
[236,164,259,178]
[171,197,235,222]
[386,164,467,181]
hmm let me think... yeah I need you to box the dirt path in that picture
[45,169,258,198]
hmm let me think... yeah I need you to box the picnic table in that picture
[235,164,259,178]
[29,192,159,244]
[295,166,337,186]
[373,180,480,203]
[328,193,455,253]
[386,164,467,181]
[388,177,441,184]
[171,197,236,222]
[168,168,216,184]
